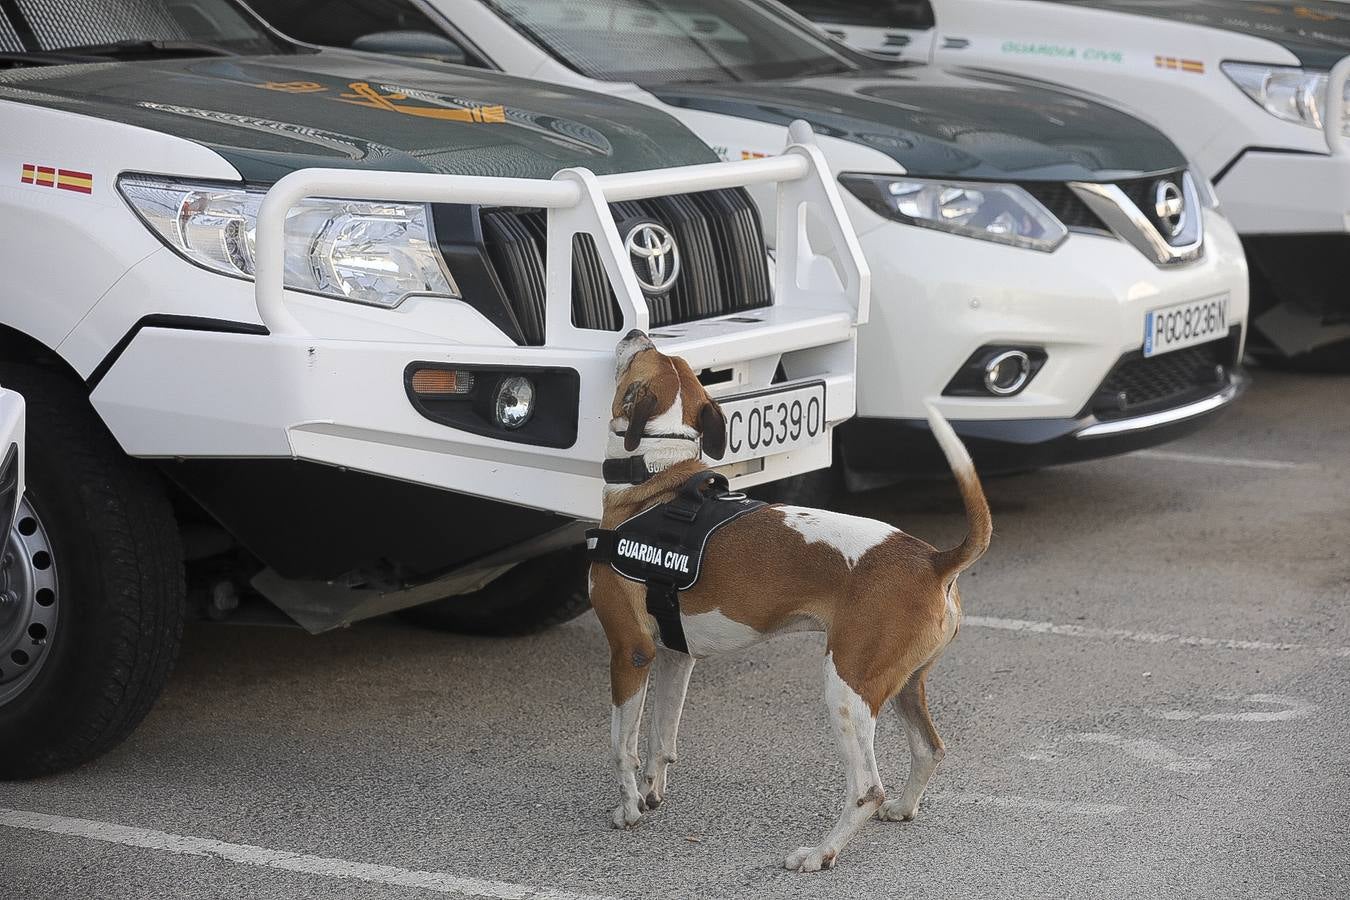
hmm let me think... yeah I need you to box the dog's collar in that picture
[605,433,700,485]
[603,455,657,485]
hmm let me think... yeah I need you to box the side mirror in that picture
[350,30,468,65]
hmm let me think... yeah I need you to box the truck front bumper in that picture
[99,303,856,521]
[88,139,868,523]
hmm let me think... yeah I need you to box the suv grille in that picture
[1023,169,1191,247]
[1020,182,1108,233]
[1092,329,1238,420]
[481,187,771,345]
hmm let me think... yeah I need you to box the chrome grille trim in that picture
[1069,171,1204,267]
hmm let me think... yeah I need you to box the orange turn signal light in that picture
[410,368,474,397]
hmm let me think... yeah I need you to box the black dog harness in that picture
[586,470,765,654]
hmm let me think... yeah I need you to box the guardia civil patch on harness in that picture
[586,471,767,652]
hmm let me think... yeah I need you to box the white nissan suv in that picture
[0,0,865,776]
[784,0,1349,371]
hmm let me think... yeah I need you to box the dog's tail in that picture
[925,402,992,578]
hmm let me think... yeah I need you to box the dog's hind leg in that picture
[878,665,945,823]
[609,647,653,829]
[784,652,885,873]
[642,646,695,810]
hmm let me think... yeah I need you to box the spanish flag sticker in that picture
[20,163,92,194]
[1155,56,1205,75]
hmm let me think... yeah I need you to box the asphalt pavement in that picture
[3,367,1348,899]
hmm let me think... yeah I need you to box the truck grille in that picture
[480,187,771,345]
[1092,329,1238,419]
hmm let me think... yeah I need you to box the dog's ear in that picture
[700,399,727,460]
[624,387,659,452]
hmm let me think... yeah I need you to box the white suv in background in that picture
[258,0,1252,489]
[783,0,1350,371]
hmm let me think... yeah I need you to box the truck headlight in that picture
[839,174,1068,251]
[118,176,458,308]
[1222,62,1350,135]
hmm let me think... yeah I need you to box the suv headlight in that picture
[118,176,458,308]
[839,174,1068,251]
[1222,62,1350,135]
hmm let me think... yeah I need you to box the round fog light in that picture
[983,350,1032,396]
[494,376,535,429]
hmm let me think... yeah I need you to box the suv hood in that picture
[1026,0,1350,69]
[0,50,717,182]
[654,65,1186,182]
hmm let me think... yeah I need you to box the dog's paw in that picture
[610,799,644,829]
[876,799,919,822]
[784,845,837,873]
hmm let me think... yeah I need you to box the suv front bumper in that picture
[842,372,1245,482]
[851,206,1249,423]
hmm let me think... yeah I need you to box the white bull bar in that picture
[253,120,869,340]
[1326,55,1350,157]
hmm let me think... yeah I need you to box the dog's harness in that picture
[587,469,766,654]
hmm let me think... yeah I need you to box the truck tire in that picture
[401,545,591,636]
[0,365,184,779]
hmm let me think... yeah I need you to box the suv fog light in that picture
[943,345,1046,398]
[494,376,536,429]
[983,350,1032,396]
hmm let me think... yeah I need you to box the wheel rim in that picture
[0,496,59,707]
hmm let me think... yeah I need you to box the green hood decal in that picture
[0,50,717,182]
[655,66,1185,182]
[1027,0,1350,69]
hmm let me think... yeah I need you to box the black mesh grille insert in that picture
[1093,330,1237,420]
[480,187,771,345]
[1019,182,1108,232]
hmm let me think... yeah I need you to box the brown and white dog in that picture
[591,330,992,872]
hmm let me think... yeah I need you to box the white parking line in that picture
[963,615,1350,658]
[937,792,1126,817]
[1129,449,1314,470]
[0,808,613,900]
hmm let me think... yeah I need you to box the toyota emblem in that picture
[623,221,680,295]
[1153,180,1186,238]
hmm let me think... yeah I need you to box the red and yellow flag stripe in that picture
[1155,55,1205,75]
[20,163,92,194]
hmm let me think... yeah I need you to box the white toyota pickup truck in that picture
[0,0,865,776]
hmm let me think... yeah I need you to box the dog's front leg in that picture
[785,652,885,873]
[642,646,696,810]
[609,647,653,829]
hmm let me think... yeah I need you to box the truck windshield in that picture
[0,0,290,57]
[481,0,871,84]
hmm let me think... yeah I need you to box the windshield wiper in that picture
[0,50,93,67]
[51,39,239,59]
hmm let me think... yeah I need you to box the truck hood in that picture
[652,65,1185,182]
[0,50,717,182]
[1025,0,1350,69]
